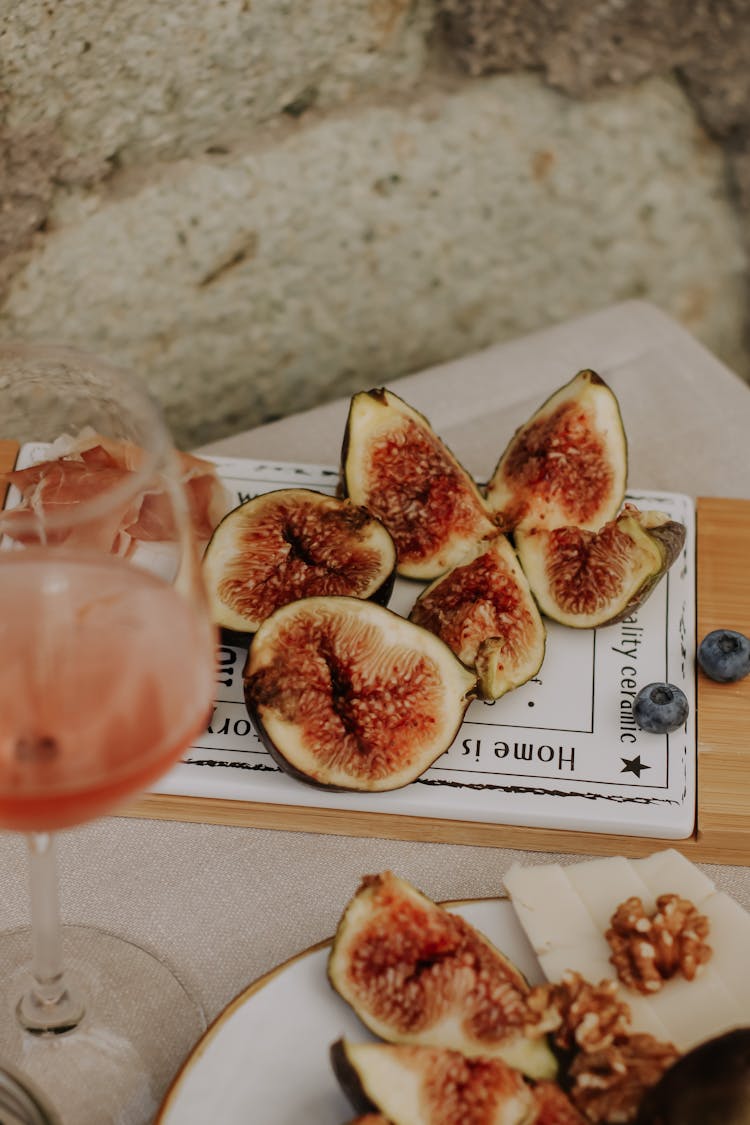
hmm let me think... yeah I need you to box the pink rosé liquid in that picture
[0,549,215,831]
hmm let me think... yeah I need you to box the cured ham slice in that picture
[1,435,229,553]
[174,450,230,540]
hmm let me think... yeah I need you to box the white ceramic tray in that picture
[151,456,697,841]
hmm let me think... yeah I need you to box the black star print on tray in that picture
[621,755,651,778]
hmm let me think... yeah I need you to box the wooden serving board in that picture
[129,494,750,866]
[2,441,749,863]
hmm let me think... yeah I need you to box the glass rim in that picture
[0,341,173,535]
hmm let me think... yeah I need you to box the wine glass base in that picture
[0,925,206,1125]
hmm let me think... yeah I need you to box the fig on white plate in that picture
[331,1038,535,1125]
[243,597,477,791]
[341,388,496,580]
[486,370,627,534]
[203,488,396,635]
[515,506,686,629]
[327,871,557,1080]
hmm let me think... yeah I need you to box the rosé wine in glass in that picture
[0,550,215,833]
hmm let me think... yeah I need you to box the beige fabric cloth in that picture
[1,300,749,1043]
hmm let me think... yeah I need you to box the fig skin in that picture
[636,1027,750,1124]
[331,1040,379,1119]
[330,1038,535,1125]
[409,533,546,701]
[327,871,557,1081]
[243,597,477,792]
[341,387,497,580]
[515,506,686,629]
[486,369,628,534]
[203,488,397,636]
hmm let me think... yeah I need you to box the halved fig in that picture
[327,871,557,1080]
[331,1039,535,1125]
[243,598,476,791]
[203,489,396,635]
[485,370,627,533]
[515,506,686,629]
[409,533,546,700]
[341,388,497,580]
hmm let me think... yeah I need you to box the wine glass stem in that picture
[17,832,85,1034]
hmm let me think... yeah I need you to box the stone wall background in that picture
[1,1,748,448]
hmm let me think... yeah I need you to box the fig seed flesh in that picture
[410,534,546,700]
[331,1038,535,1125]
[244,598,476,791]
[328,871,557,1080]
[486,370,627,533]
[516,507,686,629]
[342,389,496,579]
[203,488,396,633]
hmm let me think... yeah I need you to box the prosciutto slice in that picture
[0,435,229,553]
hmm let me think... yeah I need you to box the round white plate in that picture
[156,898,543,1124]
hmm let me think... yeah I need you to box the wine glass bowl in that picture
[0,343,219,1123]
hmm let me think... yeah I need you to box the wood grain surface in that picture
[130,497,750,865]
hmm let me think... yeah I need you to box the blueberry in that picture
[633,682,689,734]
[697,629,750,684]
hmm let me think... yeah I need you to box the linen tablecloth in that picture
[1,300,749,1109]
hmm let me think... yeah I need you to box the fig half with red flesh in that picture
[486,370,627,534]
[243,598,477,791]
[515,506,686,629]
[203,488,396,635]
[331,1039,535,1125]
[327,871,557,1080]
[341,388,497,580]
[409,533,546,701]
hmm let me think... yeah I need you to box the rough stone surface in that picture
[1,1,433,167]
[2,74,745,448]
[437,2,750,216]
[0,125,64,292]
[437,1,748,104]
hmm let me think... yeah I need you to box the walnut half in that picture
[525,971,679,1123]
[568,1032,680,1124]
[605,894,712,994]
[525,972,631,1053]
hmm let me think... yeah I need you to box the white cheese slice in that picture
[538,943,614,988]
[633,848,716,908]
[700,892,750,1010]
[504,863,594,953]
[503,851,750,1053]
[647,964,744,1051]
[565,855,652,929]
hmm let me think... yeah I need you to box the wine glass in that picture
[0,344,219,1124]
